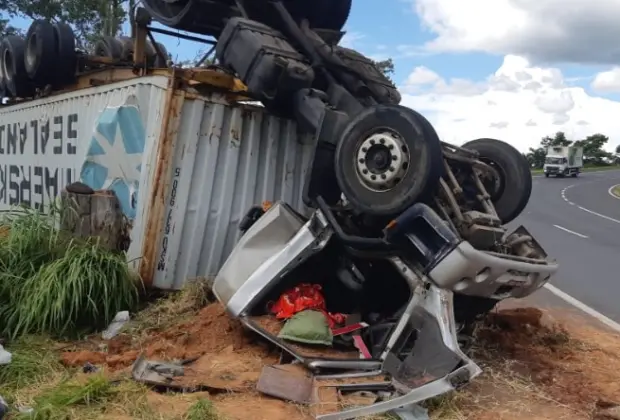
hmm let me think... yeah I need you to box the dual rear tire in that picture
[334,106,532,224]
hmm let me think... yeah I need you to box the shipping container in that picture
[0,69,314,289]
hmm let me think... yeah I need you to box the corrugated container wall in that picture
[0,74,314,290]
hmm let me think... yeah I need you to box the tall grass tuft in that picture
[0,206,142,339]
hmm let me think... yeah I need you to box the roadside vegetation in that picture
[531,164,619,174]
[526,131,619,170]
[0,207,141,340]
[1,275,620,420]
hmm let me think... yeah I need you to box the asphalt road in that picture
[506,169,620,323]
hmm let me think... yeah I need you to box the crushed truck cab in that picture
[213,200,558,419]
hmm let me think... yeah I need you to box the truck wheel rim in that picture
[355,130,410,192]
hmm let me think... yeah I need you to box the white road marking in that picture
[560,183,620,224]
[608,184,620,200]
[544,284,620,333]
[553,224,588,238]
[532,168,620,179]
[560,185,575,205]
[576,206,620,225]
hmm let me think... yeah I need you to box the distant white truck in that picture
[543,146,584,178]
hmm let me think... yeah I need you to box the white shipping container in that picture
[0,73,314,289]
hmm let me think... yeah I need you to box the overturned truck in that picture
[141,1,559,418]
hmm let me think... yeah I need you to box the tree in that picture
[530,131,614,168]
[373,58,395,83]
[540,131,572,147]
[574,133,612,164]
[615,144,620,155]
[1,0,127,48]
[526,147,546,168]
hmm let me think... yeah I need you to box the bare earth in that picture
[54,301,620,420]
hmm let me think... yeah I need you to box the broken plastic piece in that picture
[332,322,368,337]
[0,396,7,419]
[131,354,185,388]
[391,404,429,420]
[0,345,11,365]
[102,311,130,340]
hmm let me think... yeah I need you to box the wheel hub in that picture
[355,131,410,191]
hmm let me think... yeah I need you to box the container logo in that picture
[80,104,145,219]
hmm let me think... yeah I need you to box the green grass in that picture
[0,336,66,394]
[13,374,118,420]
[184,399,223,420]
[611,185,620,198]
[0,206,142,340]
[0,284,226,420]
[531,165,619,174]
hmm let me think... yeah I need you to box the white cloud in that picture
[399,55,620,152]
[339,32,365,49]
[403,66,485,96]
[592,68,620,93]
[412,0,620,64]
[404,66,441,85]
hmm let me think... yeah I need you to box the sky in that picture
[9,0,620,153]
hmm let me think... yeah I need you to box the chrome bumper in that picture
[429,238,558,299]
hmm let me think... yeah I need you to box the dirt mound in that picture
[60,302,309,420]
[61,304,272,370]
[477,307,620,416]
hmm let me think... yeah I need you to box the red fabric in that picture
[268,283,346,328]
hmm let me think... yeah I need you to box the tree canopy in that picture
[526,131,616,168]
[1,0,127,48]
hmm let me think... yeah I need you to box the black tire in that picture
[2,36,35,98]
[335,105,443,216]
[545,173,549,178]
[0,40,7,99]
[142,0,351,38]
[153,43,169,67]
[24,20,57,86]
[118,36,135,62]
[94,36,123,59]
[317,0,352,30]
[53,22,77,86]
[462,138,532,224]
